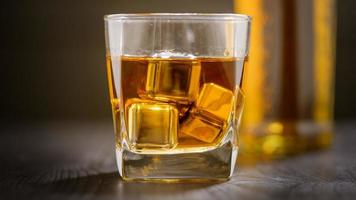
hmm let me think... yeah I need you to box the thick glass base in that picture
[116,142,238,182]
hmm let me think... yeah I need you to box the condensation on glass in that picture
[104,13,251,181]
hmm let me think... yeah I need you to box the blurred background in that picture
[0,0,355,123]
[1,1,356,198]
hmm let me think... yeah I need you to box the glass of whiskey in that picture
[104,13,251,181]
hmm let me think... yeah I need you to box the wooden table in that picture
[1,121,355,200]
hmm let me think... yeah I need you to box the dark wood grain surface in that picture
[0,121,355,200]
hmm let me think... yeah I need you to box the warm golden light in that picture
[235,0,267,125]
[314,0,336,122]
[235,0,335,160]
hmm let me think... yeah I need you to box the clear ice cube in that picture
[127,101,178,150]
[142,58,201,104]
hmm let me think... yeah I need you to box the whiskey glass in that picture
[104,13,251,181]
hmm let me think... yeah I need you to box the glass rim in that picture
[104,13,252,22]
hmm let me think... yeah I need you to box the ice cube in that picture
[177,131,207,147]
[126,98,190,120]
[180,116,221,143]
[195,83,234,124]
[177,83,234,144]
[141,58,201,105]
[127,101,178,150]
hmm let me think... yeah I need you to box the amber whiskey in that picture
[106,55,245,180]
